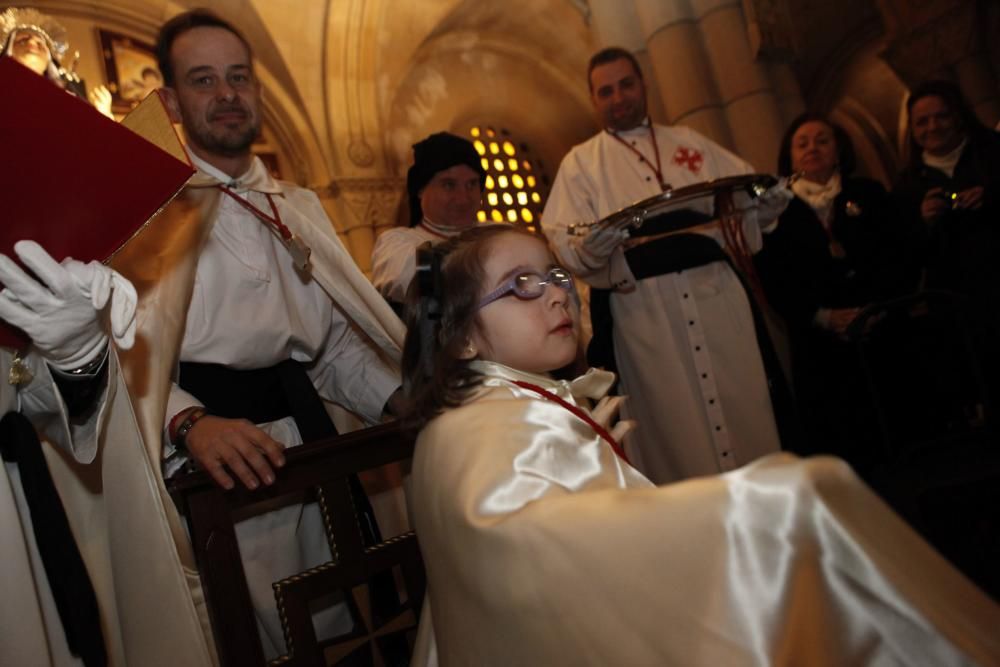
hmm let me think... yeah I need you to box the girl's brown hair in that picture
[401,224,538,429]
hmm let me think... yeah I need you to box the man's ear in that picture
[160,87,183,124]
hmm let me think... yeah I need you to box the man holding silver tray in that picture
[544,47,793,484]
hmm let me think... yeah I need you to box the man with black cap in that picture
[372,132,485,305]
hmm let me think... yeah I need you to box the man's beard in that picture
[607,104,645,132]
[188,103,260,157]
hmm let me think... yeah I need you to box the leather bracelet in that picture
[172,407,208,450]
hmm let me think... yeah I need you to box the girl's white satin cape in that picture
[411,362,999,666]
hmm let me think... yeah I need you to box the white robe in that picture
[1,351,110,667]
[160,153,401,658]
[410,361,1000,666]
[111,153,406,663]
[1,348,214,667]
[544,122,781,484]
[370,223,445,304]
[164,153,400,472]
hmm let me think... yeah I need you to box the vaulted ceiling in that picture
[26,0,1000,190]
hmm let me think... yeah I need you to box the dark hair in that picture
[401,225,541,429]
[904,79,989,170]
[777,112,856,177]
[156,9,251,87]
[587,47,643,92]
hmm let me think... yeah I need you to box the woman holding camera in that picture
[895,80,1000,306]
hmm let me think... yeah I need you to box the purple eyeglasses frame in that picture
[477,267,575,310]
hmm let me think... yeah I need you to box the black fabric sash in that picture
[629,209,716,239]
[624,231,726,280]
[177,359,335,445]
[0,411,107,667]
[587,233,799,450]
[178,359,384,534]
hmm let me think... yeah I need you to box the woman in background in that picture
[756,113,920,468]
[895,80,1000,329]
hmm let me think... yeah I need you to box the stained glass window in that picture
[470,125,549,232]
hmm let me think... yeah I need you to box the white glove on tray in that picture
[754,177,795,227]
[578,222,629,269]
[0,240,137,370]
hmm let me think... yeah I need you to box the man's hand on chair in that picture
[187,416,286,491]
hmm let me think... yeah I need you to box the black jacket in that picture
[757,176,921,332]
[894,131,1000,300]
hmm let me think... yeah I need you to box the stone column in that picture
[766,61,806,129]
[740,0,806,129]
[316,178,404,276]
[696,0,788,170]
[634,0,735,148]
[588,0,668,125]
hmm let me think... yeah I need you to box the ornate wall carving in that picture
[741,0,797,61]
[317,177,405,274]
[880,0,980,86]
[321,177,405,234]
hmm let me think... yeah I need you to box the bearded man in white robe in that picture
[110,9,406,660]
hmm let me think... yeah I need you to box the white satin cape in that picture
[410,361,1000,666]
[1,347,216,666]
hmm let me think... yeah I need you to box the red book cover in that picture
[0,57,194,347]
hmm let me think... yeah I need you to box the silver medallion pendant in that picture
[288,234,312,272]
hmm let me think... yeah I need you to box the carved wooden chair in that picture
[168,422,424,666]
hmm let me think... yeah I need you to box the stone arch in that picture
[377,0,601,232]
[381,0,598,177]
[806,35,909,186]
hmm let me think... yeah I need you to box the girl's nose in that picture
[546,281,569,307]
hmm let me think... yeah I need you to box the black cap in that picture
[406,132,486,226]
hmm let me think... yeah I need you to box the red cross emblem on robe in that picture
[672,146,704,173]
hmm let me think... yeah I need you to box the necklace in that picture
[606,123,668,191]
[218,185,312,271]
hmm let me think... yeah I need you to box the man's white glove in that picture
[62,254,137,351]
[754,177,794,227]
[0,240,137,370]
[578,222,629,269]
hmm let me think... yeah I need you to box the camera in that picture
[940,190,959,209]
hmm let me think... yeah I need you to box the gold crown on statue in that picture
[0,7,69,61]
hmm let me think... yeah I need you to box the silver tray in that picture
[566,173,777,236]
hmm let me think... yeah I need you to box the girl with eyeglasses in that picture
[399,224,998,666]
